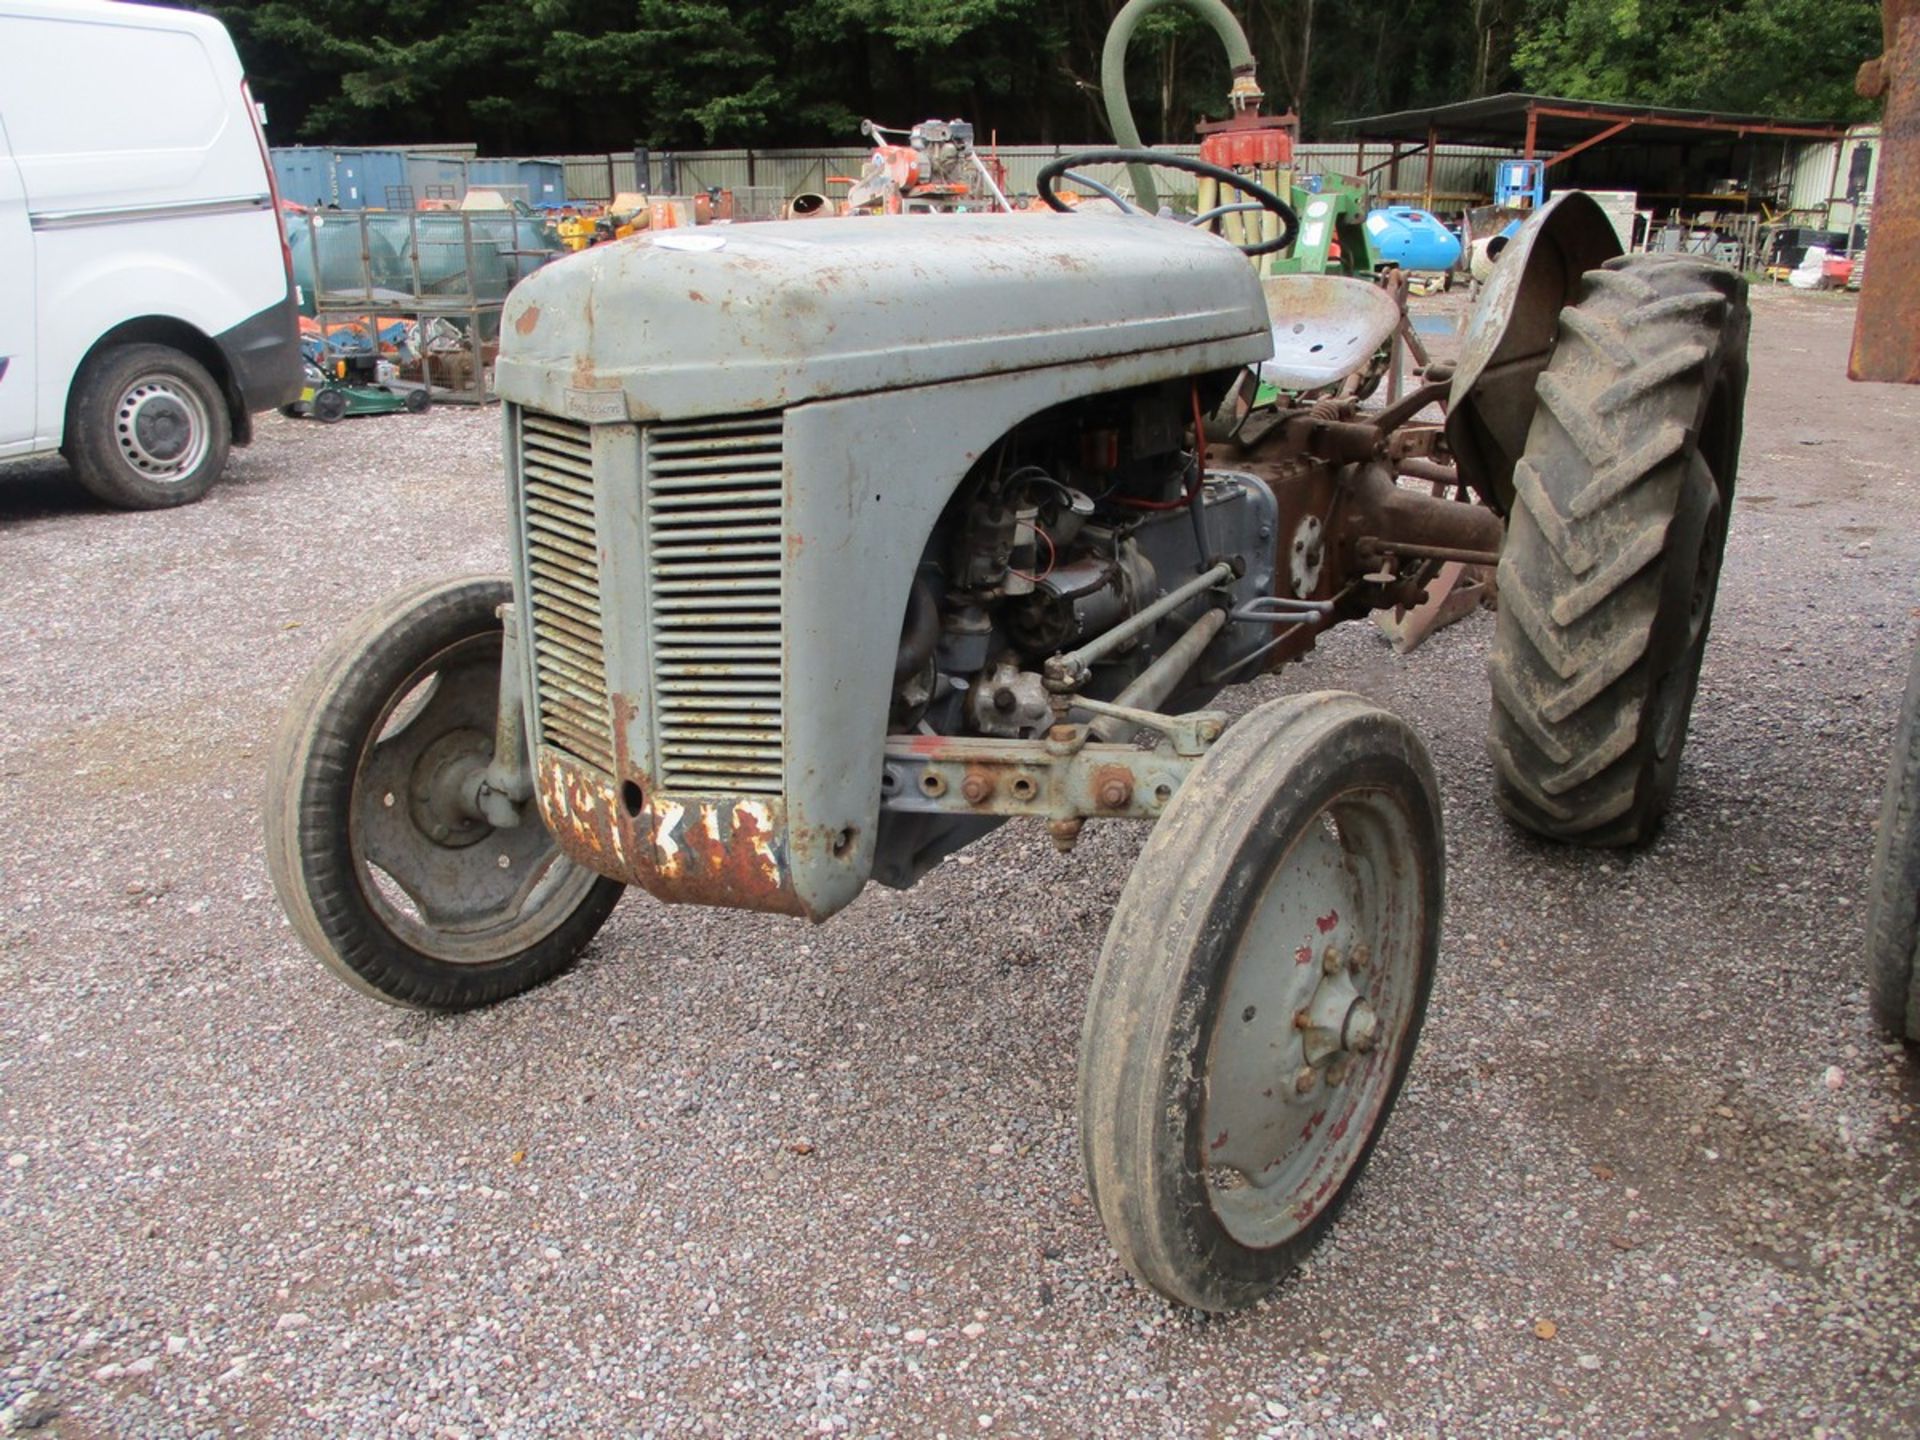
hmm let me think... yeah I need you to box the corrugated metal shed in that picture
[1340,93,1848,149]
[1783,125,1882,229]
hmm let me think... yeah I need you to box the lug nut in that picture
[1344,1001,1379,1054]
[1196,719,1224,742]
[1293,1066,1318,1094]
[1326,1055,1352,1087]
[1322,945,1344,975]
[961,774,994,805]
[1098,777,1133,809]
[1348,941,1370,971]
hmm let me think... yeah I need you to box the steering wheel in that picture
[1035,147,1299,257]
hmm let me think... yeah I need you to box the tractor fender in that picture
[1446,191,1624,513]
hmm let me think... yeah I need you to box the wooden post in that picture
[1422,123,1436,210]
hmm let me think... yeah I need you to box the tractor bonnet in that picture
[495,213,1271,423]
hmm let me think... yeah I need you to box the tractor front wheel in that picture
[1487,254,1749,846]
[1078,692,1442,1311]
[264,577,624,1010]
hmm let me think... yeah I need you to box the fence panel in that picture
[539,140,1524,211]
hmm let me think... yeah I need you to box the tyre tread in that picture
[1866,642,1920,1041]
[1487,254,1749,846]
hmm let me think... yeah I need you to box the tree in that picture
[1512,0,1884,121]
[183,0,1884,153]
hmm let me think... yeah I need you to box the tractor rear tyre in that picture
[265,577,624,1010]
[1078,692,1442,1311]
[1867,641,1920,1043]
[1487,254,1749,846]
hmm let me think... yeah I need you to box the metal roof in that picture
[1336,93,1849,148]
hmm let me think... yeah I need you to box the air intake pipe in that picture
[1101,0,1261,213]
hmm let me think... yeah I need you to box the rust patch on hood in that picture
[514,304,540,336]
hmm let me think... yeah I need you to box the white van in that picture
[0,0,300,509]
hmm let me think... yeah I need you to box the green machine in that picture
[1267,176,1376,276]
[284,356,431,423]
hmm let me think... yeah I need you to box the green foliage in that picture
[1512,0,1883,121]
[179,0,1883,151]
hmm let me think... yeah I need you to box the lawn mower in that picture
[284,354,431,423]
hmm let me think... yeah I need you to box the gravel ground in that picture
[2,284,1918,1440]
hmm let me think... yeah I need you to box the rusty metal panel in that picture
[1445,190,1623,509]
[1849,4,1918,383]
[533,751,809,917]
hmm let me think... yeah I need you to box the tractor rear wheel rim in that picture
[1200,787,1424,1250]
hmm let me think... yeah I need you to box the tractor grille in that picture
[643,413,786,796]
[519,411,616,777]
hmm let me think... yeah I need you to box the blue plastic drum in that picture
[1363,206,1464,273]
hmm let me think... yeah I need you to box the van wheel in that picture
[67,344,231,510]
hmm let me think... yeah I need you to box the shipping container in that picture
[270,145,334,209]
[405,151,468,206]
[331,148,410,210]
[469,159,564,204]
